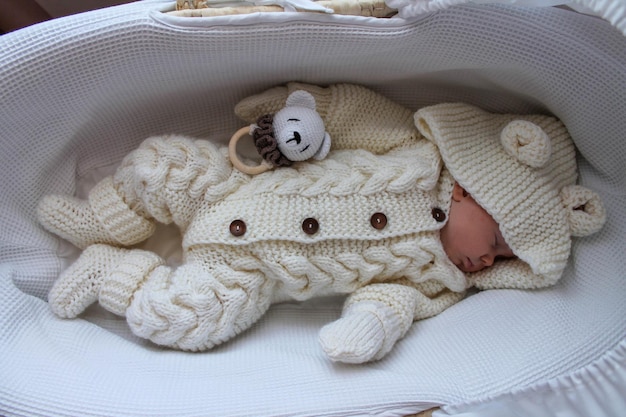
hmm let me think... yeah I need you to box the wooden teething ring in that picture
[228,126,274,175]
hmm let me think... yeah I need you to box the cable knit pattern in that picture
[37,136,246,248]
[41,83,465,361]
[183,142,445,249]
[122,233,464,352]
[41,83,605,363]
[252,141,442,195]
[127,246,278,351]
[113,135,247,230]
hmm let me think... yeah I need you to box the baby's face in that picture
[440,183,515,273]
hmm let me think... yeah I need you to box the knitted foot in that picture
[37,177,155,249]
[319,301,403,363]
[49,245,128,318]
[38,195,116,249]
[48,245,164,318]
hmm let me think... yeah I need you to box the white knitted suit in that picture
[39,84,467,363]
[41,83,606,362]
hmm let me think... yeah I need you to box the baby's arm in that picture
[235,83,421,154]
[319,281,465,363]
[112,136,243,228]
[38,136,242,249]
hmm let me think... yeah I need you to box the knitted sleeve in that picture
[235,83,421,154]
[345,280,465,325]
[112,135,246,230]
[319,281,466,363]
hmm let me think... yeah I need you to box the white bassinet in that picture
[1,1,625,416]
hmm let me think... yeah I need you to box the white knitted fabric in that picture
[235,83,421,153]
[36,177,156,249]
[39,83,467,362]
[47,244,127,318]
[98,248,165,316]
[113,135,240,229]
[319,301,405,363]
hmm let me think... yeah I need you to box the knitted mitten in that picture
[37,177,155,249]
[48,244,164,318]
[319,301,405,363]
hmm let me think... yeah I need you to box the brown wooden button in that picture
[370,212,387,230]
[431,208,446,222]
[229,219,246,236]
[302,218,319,235]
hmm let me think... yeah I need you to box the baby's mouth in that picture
[461,257,481,272]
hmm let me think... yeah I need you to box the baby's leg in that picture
[49,244,276,351]
[37,177,156,249]
[125,256,276,351]
[38,136,243,249]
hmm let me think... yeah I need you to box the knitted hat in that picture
[414,103,606,289]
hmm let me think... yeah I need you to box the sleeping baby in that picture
[37,83,606,363]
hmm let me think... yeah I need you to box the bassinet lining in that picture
[1,1,625,416]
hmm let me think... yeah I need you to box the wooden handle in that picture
[228,126,273,175]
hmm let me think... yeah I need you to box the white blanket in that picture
[1,1,625,416]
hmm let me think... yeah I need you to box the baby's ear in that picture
[560,185,606,237]
[451,182,468,202]
[285,90,317,110]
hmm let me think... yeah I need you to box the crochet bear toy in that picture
[229,89,331,174]
[37,83,606,363]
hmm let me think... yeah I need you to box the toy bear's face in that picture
[273,106,327,161]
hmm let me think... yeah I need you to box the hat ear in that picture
[560,185,607,237]
[500,120,552,168]
[285,90,316,110]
